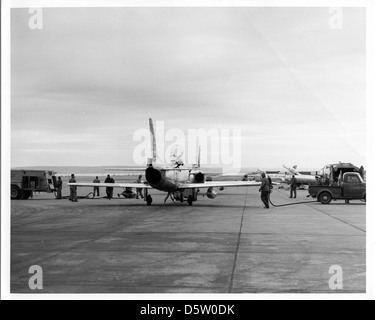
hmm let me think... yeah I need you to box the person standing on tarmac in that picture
[289,175,297,198]
[259,173,270,209]
[56,177,63,199]
[93,176,100,197]
[267,175,273,186]
[105,175,111,199]
[69,174,78,202]
[136,175,144,199]
[106,175,115,199]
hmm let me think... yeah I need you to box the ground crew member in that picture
[259,173,270,209]
[323,174,330,186]
[118,187,134,198]
[109,176,115,199]
[105,175,115,199]
[315,176,322,185]
[105,175,111,199]
[268,176,273,195]
[69,174,78,202]
[93,176,100,197]
[289,175,297,198]
[56,176,63,199]
[136,175,144,199]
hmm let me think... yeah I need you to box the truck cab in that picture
[342,172,366,200]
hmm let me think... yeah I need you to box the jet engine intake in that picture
[146,167,162,184]
[194,172,205,183]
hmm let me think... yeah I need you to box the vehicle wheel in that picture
[187,195,193,206]
[146,195,152,206]
[11,185,21,200]
[319,192,332,204]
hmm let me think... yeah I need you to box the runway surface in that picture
[11,186,366,294]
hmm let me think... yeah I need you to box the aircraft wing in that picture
[67,182,153,189]
[179,181,262,189]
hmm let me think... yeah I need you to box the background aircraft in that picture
[69,119,263,206]
[283,164,317,186]
[213,168,286,184]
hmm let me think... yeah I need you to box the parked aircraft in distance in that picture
[283,165,317,186]
[215,168,286,183]
[69,119,264,206]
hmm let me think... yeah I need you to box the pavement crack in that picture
[228,187,248,293]
[305,203,366,233]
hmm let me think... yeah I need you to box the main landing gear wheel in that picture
[187,195,193,206]
[319,192,332,204]
[146,195,153,206]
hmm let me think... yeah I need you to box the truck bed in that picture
[309,185,343,199]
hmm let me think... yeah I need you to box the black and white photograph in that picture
[1,0,374,301]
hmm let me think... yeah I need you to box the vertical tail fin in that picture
[197,146,201,169]
[283,164,299,175]
[149,118,158,164]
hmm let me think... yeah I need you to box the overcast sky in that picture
[11,7,366,171]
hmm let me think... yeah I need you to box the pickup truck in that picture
[308,172,366,204]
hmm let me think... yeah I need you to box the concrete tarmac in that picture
[11,187,366,294]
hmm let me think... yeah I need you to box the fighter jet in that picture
[68,119,262,206]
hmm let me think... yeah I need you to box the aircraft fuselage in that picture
[145,166,202,192]
[285,174,317,185]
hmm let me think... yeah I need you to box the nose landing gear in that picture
[187,195,193,206]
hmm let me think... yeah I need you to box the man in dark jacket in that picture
[289,175,298,198]
[136,175,144,199]
[104,175,113,199]
[109,176,115,199]
[93,176,100,197]
[56,176,63,199]
[259,173,270,209]
[69,174,78,202]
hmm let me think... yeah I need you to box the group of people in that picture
[54,173,81,202]
[117,175,144,199]
[93,174,116,200]
[258,173,298,209]
[54,174,117,201]
[56,173,301,209]
[52,174,78,202]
